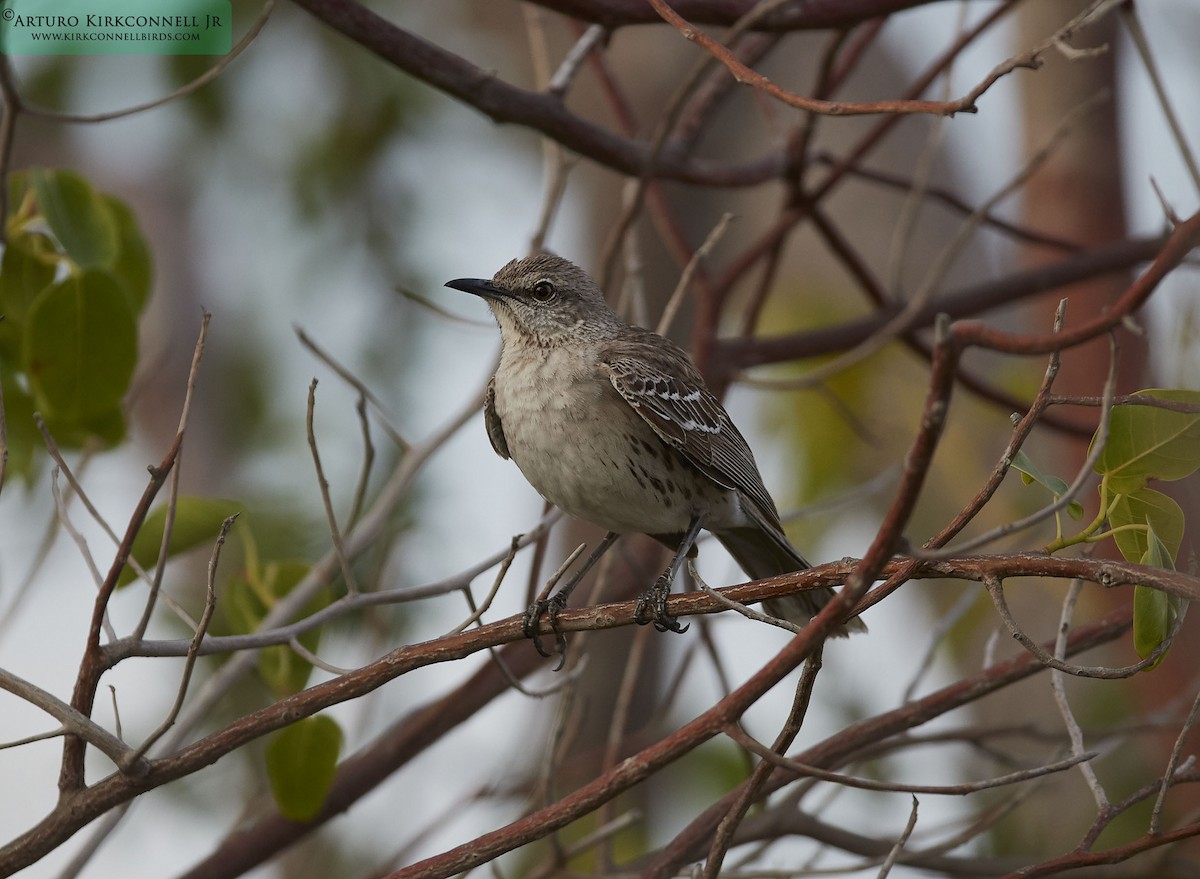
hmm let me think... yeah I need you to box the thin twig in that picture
[699,583,799,634]
[647,0,1015,117]
[288,637,352,676]
[877,797,919,879]
[918,328,1119,557]
[1048,579,1109,811]
[29,423,194,629]
[727,725,1096,795]
[524,2,571,255]
[448,533,521,634]
[1119,3,1200,196]
[885,4,963,299]
[1151,684,1200,834]
[983,574,1178,680]
[108,510,563,661]
[901,587,979,704]
[348,393,375,527]
[307,378,360,596]
[548,24,606,96]
[702,649,824,878]
[656,212,735,337]
[295,325,408,450]
[133,310,212,641]
[596,622,654,872]
[47,470,104,593]
[128,515,236,763]
[21,1,275,124]
[0,668,147,775]
[787,89,1110,390]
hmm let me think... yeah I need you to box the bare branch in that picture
[18,1,275,123]
[0,668,147,776]
[306,378,360,596]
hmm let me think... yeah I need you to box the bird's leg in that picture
[636,514,704,634]
[523,531,621,669]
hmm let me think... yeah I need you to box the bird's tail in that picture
[713,526,866,637]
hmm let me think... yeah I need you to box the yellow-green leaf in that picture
[29,168,118,270]
[0,231,57,361]
[118,496,245,588]
[266,715,343,822]
[1011,449,1084,519]
[6,170,30,229]
[1108,487,1183,565]
[0,367,37,483]
[1095,389,1200,494]
[1132,526,1178,666]
[225,560,329,696]
[102,195,153,314]
[23,270,136,443]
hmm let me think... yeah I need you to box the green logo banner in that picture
[1,0,231,55]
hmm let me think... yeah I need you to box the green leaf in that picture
[1108,487,1183,565]
[29,169,119,269]
[1095,389,1200,493]
[258,562,328,695]
[1132,526,1178,666]
[117,497,245,588]
[225,560,329,696]
[266,715,343,822]
[0,366,37,483]
[0,231,58,360]
[6,171,30,228]
[23,270,136,443]
[1010,449,1085,519]
[101,195,153,314]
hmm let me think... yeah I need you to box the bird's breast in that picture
[491,346,738,534]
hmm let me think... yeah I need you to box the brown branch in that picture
[171,640,548,879]
[647,0,993,117]
[717,232,1169,374]
[702,650,824,877]
[387,600,834,878]
[1007,817,1200,878]
[59,429,185,793]
[638,608,1134,877]
[528,0,940,31]
[920,301,1068,551]
[290,0,785,186]
[805,1,1019,205]
[955,208,1200,354]
[1049,393,1200,413]
[811,153,1085,251]
[804,207,1088,435]
[727,727,1097,795]
[7,550,1185,876]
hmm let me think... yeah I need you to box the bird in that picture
[446,254,865,661]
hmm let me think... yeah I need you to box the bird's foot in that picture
[634,574,689,634]
[522,593,570,670]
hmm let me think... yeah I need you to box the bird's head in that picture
[446,254,623,346]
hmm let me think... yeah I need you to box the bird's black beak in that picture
[445,277,504,299]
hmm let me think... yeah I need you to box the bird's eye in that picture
[531,280,556,302]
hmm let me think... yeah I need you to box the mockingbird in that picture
[447,254,865,659]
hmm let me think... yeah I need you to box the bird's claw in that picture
[522,593,570,670]
[634,575,689,634]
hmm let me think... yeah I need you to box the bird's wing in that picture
[484,376,510,459]
[601,330,780,524]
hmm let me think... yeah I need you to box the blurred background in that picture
[2,1,1200,876]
